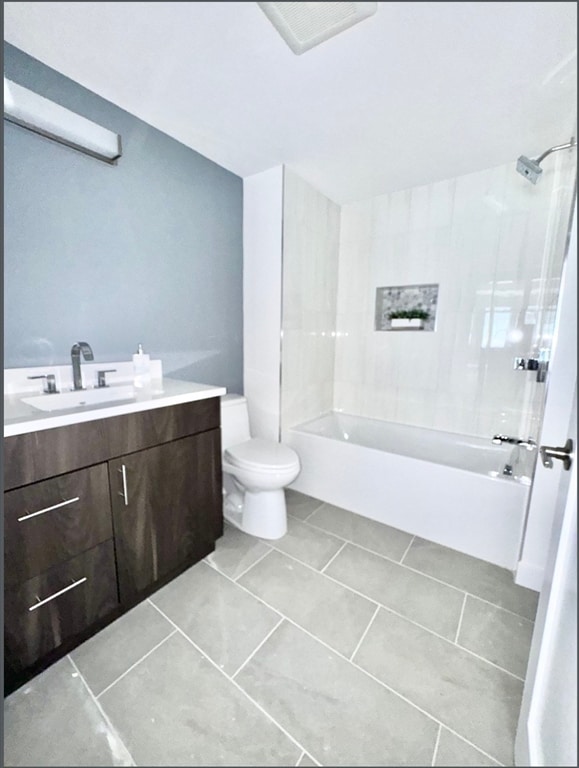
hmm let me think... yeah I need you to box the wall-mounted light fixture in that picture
[4,77,122,164]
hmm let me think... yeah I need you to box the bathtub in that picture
[283,412,536,570]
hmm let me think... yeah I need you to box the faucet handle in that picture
[97,369,116,388]
[28,374,59,394]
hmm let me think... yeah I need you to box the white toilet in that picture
[220,394,300,539]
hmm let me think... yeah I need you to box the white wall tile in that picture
[331,159,574,437]
[281,169,340,430]
[280,157,573,440]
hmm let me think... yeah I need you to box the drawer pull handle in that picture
[18,496,80,522]
[28,577,87,612]
[118,465,129,506]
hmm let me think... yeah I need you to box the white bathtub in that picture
[283,412,536,570]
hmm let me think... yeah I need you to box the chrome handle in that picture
[540,439,573,471]
[118,465,129,506]
[28,577,87,612]
[18,496,80,522]
[97,369,116,388]
[27,374,59,394]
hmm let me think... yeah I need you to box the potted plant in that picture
[388,308,430,330]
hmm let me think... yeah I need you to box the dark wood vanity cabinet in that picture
[3,397,222,694]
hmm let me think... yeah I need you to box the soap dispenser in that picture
[133,343,151,388]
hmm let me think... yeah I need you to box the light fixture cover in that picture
[258,2,377,54]
[4,78,122,164]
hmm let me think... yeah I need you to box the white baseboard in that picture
[515,560,543,592]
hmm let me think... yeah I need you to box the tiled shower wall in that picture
[281,169,341,430]
[334,155,576,438]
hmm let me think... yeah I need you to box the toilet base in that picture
[223,487,287,540]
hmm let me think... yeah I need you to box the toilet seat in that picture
[225,438,299,473]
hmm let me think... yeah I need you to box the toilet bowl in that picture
[220,395,300,539]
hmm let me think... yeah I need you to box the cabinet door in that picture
[109,430,221,605]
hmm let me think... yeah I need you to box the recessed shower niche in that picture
[374,283,439,331]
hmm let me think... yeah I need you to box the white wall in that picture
[243,166,284,441]
[334,155,576,438]
[281,169,341,430]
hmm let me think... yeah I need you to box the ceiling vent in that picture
[258,2,377,55]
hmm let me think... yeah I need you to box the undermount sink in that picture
[22,385,136,412]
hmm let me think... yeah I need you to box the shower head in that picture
[516,137,576,184]
[516,155,542,184]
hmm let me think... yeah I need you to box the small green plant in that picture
[388,308,430,321]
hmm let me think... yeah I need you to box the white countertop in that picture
[4,377,226,437]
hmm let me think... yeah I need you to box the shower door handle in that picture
[539,439,573,471]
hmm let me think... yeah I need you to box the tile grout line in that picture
[346,654,502,766]
[216,542,527,684]
[463,593,536,624]
[66,655,137,767]
[452,640,525,681]
[453,593,468,644]
[207,558,448,727]
[294,749,322,767]
[349,604,380,662]
[246,500,536,623]
[230,536,527,682]
[295,516,536,622]
[430,724,442,767]
[299,517,466,591]
[399,534,415,564]
[148,602,319,765]
[231,617,285,679]
[440,724,504,766]
[148,570,443,732]
[153,553,506,766]
[232,546,275,582]
[255,540,525,679]
[288,499,325,523]
[320,540,348,573]
[95,627,178,699]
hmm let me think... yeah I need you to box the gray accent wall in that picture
[4,43,243,393]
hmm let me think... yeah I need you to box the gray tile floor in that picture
[4,490,538,767]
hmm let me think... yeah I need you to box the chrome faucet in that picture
[492,434,537,451]
[71,342,94,390]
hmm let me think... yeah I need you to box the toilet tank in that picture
[220,394,251,450]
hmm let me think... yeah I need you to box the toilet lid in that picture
[225,438,299,472]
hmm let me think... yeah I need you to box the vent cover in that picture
[258,2,377,55]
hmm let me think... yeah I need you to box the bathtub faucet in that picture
[492,434,537,451]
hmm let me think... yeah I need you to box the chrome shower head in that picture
[516,155,542,184]
[516,138,576,184]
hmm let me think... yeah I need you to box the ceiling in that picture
[4,1,577,203]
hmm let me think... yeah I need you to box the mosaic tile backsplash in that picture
[375,283,439,331]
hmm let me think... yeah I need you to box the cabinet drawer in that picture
[4,397,220,489]
[4,540,119,676]
[4,464,113,587]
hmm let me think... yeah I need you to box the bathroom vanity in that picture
[3,371,225,694]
